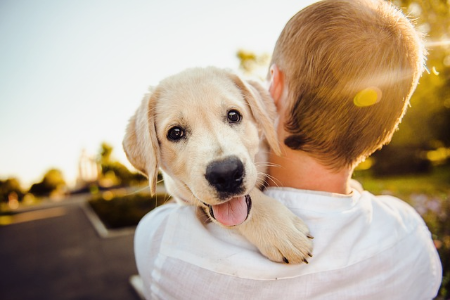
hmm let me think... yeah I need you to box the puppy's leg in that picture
[237,189,313,264]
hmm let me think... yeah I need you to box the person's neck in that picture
[267,146,353,195]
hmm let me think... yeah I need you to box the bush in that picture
[371,145,431,177]
[0,178,23,203]
[88,192,170,229]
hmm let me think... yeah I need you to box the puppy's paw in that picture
[257,211,313,264]
[237,189,313,264]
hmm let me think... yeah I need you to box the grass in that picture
[354,165,450,197]
[353,164,450,299]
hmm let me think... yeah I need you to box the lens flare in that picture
[353,87,382,107]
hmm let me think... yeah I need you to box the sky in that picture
[0,0,318,188]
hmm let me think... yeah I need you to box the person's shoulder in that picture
[364,191,426,228]
[137,202,176,232]
[135,203,197,253]
[364,191,442,296]
[360,190,436,255]
[136,202,197,239]
[134,203,200,270]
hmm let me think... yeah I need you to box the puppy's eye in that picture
[227,110,241,123]
[167,127,185,141]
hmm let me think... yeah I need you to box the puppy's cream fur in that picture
[123,67,312,263]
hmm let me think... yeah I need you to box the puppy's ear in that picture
[229,74,281,156]
[123,90,160,195]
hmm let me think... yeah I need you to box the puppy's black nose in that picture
[205,156,244,194]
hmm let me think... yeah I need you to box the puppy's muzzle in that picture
[203,156,251,227]
[205,156,245,198]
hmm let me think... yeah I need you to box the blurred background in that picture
[0,0,449,299]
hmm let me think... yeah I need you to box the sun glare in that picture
[425,40,450,48]
[353,87,382,107]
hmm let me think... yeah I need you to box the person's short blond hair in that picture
[270,0,425,169]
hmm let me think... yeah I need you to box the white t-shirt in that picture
[134,187,442,300]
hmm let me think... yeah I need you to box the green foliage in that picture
[0,178,23,202]
[28,169,66,197]
[99,142,113,165]
[371,145,432,176]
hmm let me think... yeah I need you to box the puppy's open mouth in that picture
[205,195,252,227]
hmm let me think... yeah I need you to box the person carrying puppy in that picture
[134,0,442,298]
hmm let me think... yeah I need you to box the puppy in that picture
[123,67,313,264]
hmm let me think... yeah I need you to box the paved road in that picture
[0,200,140,300]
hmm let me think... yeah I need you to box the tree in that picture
[28,169,66,197]
[236,49,270,79]
[0,178,23,202]
[98,142,146,186]
[389,1,450,147]
[99,142,113,165]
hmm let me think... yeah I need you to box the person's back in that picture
[134,0,443,298]
[135,188,441,299]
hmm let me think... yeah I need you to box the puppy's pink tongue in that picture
[211,196,248,226]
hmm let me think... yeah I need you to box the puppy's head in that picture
[123,67,280,226]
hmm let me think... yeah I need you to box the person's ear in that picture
[268,64,285,110]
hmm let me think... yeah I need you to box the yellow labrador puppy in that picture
[123,67,313,264]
